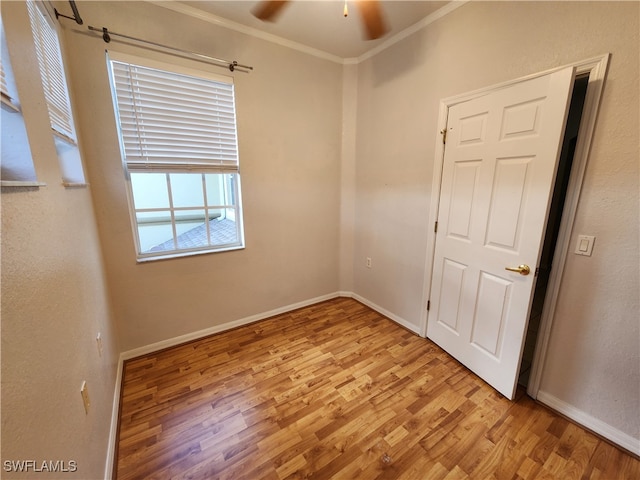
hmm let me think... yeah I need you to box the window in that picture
[27,0,75,142]
[1,13,38,185]
[26,0,85,185]
[108,53,244,261]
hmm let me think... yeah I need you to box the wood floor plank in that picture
[115,297,639,479]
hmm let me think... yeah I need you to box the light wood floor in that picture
[115,298,639,479]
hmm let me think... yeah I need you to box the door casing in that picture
[420,54,610,399]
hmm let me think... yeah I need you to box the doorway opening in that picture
[421,54,609,400]
[518,73,590,386]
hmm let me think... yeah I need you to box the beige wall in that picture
[61,1,343,352]
[3,0,638,475]
[353,1,638,442]
[339,64,358,292]
[1,2,119,478]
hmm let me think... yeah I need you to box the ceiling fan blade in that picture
[252,1,290,22]
[356,1,388,40]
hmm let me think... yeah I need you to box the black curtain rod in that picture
[87,25,253,73]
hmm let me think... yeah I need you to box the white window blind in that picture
[109,59,239,172]
[26,0,76,143]
[0,57,10,102]
[0,14,18,112]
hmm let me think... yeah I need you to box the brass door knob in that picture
[505,264,530,276]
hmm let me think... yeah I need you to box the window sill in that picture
[1,180,47,188]
[62,182,89,188]
[135,244,245,263]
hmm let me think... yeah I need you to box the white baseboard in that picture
[348,292,421,336]
[120,292,341,361]
[120,291,420,362]
[536,390,640,456]
[104,357,124,480]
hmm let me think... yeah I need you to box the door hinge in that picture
[434,221,438,233]
[427,300,431,311]
[440,128,447,144]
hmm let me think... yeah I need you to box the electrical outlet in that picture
[366,257,372,268]
[80,381,90,414]
[96,332,103,357]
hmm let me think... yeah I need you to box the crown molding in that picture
[147,0,469,66]
[356,0,468,63]
[146,0,344,64]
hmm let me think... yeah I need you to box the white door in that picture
[427,67,575,400]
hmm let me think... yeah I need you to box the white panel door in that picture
[427,67,575,399]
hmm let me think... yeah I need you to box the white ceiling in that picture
[173,1,451,59]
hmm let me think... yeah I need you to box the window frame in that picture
[107,51,245,262]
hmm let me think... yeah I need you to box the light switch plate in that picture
[574,235,595,256]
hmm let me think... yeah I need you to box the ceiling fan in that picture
[252,1,389,40]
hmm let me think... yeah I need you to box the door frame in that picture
[419,54,610,399]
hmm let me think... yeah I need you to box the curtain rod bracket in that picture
[54,0,83,25]
[102,27,111,43]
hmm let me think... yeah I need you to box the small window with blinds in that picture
[26,0,76,143]
[26,0,85,186]
[107,53,245,260]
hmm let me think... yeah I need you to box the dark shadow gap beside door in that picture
[518,73,591,386]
